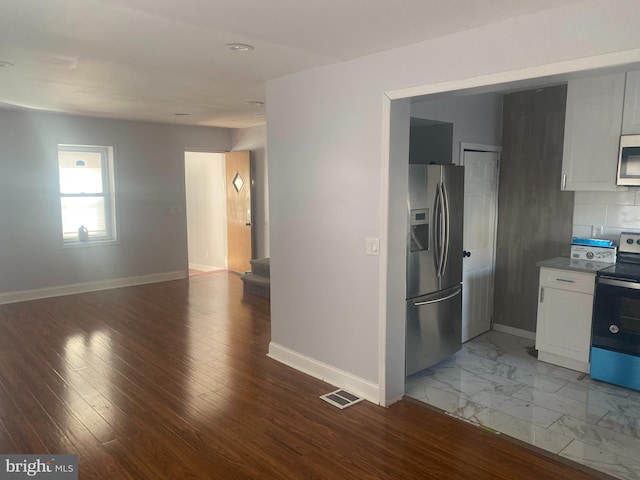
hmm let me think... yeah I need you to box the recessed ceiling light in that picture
[225,43,255,52]
[246,101,264,106]
[0,60,14,68]
[174,113,190,116]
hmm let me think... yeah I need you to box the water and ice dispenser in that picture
[409,208,429,252]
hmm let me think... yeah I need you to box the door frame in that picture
[459,143,501,339]
[183,149,255,275]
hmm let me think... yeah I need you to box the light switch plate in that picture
[366,237,380,256]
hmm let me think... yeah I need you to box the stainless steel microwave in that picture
[618,135,640,186]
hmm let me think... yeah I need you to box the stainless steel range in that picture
[592,232,640,391]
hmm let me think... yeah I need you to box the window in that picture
[58,144,117,245]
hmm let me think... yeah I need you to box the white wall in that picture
[185,152,227,271]
[0,110,231,297]
[411,93,504,163]
[231,125,269,259]
[266,0,640,404]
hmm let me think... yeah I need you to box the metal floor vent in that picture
[320,389,364,409]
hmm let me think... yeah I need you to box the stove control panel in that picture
[619,232,640,254]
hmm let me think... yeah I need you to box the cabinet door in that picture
[561,73,625,191]
[535,287,593,363]
[622,70,640,135]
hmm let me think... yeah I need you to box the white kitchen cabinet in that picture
[561,73,625,191]
[622,70,640,135]
[535,267,595,373]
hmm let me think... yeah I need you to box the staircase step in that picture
[250,257,270,278]
[241,273,270,299]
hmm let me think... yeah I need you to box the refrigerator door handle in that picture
[434,182,443,276]
[412,285,462,306]
[441,181,450,277]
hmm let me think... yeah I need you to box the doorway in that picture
[184,150,254,276]
[184,151,227,275]
[460,145,500,343]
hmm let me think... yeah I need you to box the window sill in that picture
[62,239,119,249]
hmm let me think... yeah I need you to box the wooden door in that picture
[462,150,499,342]
[225,151,253,273]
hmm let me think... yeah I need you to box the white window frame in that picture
[58,144,118,246]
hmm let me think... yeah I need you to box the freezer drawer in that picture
[406,284,462,376]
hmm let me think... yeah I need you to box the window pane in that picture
[61,197,107,237]
[58,144,116,245]
[58,150,104,194]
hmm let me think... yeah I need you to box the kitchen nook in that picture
[406,67,640,480]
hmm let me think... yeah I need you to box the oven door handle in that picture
[599,277,640,290]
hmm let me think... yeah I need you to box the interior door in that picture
[462,150,499,342]
[225,151,253,273]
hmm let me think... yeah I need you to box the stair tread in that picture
[241,272,270,299]
[251,258,270,266]
[241,273,270,285]
[249,257,270,278]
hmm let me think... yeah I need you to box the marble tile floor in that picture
[405,331,640,480]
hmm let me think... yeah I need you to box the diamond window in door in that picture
[233,172,244,192]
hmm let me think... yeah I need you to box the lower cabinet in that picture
[535,268,595,373]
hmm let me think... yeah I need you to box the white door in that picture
[462,150,500,342]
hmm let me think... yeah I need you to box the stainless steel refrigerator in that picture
[406,164,464,376]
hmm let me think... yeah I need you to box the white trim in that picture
[492,323,536,340]
[268,341,380,405]
[458,142,502,165]
[188,263,224,272]
[387,48,640,101]
[0,271,187,305]
[378,94,392,406]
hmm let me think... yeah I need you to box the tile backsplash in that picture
[573,189,640,242]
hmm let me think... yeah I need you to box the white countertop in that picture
[536,256,613,274]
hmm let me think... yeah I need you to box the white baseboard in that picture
[492,323,536,340]
[268,342,380,405]
[189,263,225,272]
[0,271,187,305]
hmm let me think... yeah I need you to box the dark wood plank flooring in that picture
[0,272,604,479]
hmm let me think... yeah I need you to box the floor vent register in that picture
[320,389,364,409]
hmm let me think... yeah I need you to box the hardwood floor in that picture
[0,272,604,479]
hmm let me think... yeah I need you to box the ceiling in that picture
[0,0,583,129]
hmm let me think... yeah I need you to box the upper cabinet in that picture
[622,70,640,135]
[561,73,625,191]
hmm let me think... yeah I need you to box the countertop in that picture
[536,256,614,274]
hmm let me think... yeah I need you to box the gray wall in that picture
[0,110,232,293]
[409,123,453,164]
[410,94,504,164]
[266,0,640,404]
